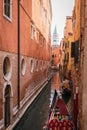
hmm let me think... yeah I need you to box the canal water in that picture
[13,72,62,130]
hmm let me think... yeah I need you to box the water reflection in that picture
[50,72,61,107]
[13,82,51,130]
[51,72,60,91]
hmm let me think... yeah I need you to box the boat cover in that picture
[55,98,69,115]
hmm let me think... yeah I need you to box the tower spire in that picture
[52,25,59,46]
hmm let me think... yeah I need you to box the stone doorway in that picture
[4,85,11,128]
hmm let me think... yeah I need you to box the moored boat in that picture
[62,87,71,98]
[61,78,72,100]
[46,90,74,130]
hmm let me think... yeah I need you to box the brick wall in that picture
[0,0,52,129]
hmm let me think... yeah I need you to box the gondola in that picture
[62,87,71,98]
[46,90,74,130]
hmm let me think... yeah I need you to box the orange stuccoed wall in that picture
[52,47,60,66]
[0,0,52,129]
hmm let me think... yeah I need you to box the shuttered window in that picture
[71,41,79,64]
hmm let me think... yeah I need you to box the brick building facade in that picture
[0,0,52,129]
[61,0,87,129]
[79,0,87,129]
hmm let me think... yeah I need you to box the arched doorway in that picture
[4,85,11,128]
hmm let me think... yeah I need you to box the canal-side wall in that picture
[0,0,52,129]
[0,50,52,130]
[6,75,51,130]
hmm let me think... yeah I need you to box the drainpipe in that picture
[18,0,20,108]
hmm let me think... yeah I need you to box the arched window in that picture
[40,60,42,70]
[21,58,26,76]
[30,59,34,73]
[36,60,38,71]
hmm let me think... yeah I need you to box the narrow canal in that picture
[13,72,62,130]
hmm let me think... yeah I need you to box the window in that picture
[40,0,42,18]
[35,30,39,43]
[36,60,38,71]
[43,38,45,45]
[52,55,54,58]
[67,52,69,62]
[41,36,43,46]
[3,56,12,81]
[31,24,35,39]
[4,0,12,20]
[30,59,34,73]
[39,34,43,46]
[67,41,69,47]
[45,10,47,25]
[21,58,26,76]
[40,61,42,70]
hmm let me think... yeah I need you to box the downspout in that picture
[18,0,20,108]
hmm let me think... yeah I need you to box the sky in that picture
[51,0,75,44]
